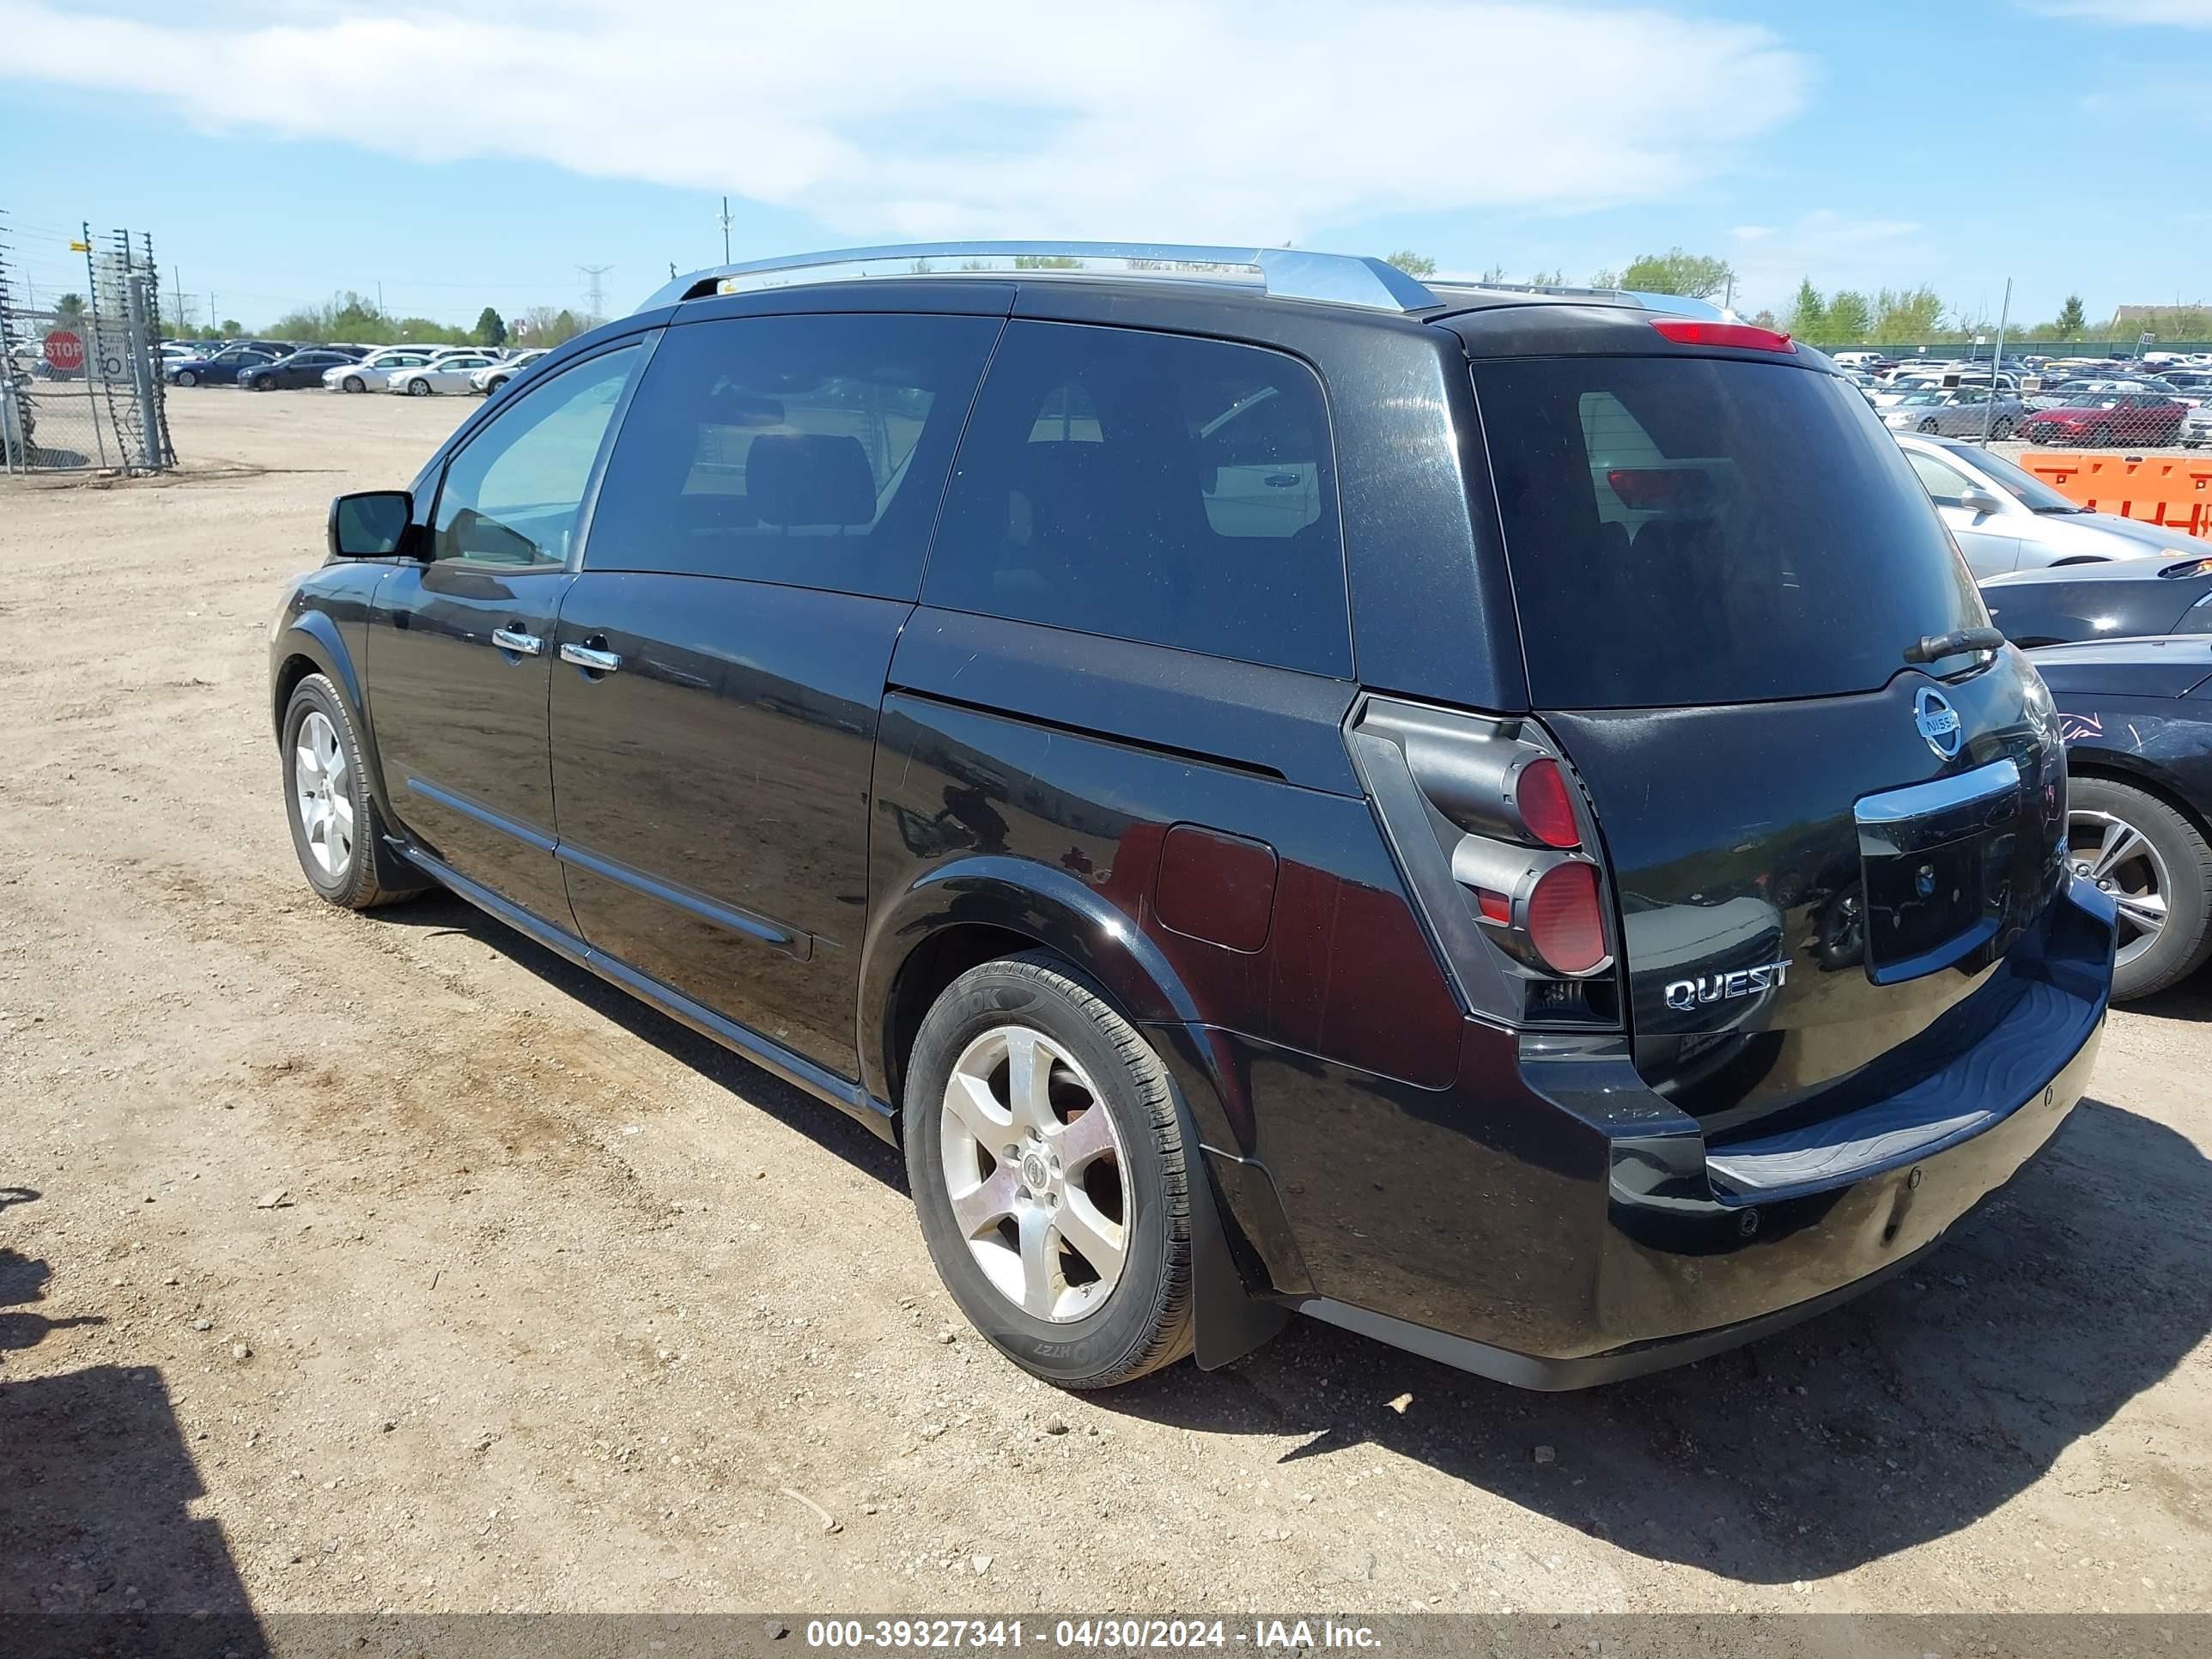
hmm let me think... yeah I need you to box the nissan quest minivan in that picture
[270,244,2117,1390]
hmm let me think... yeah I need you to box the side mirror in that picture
[1958,488,2005,517]
[329,489,416,559]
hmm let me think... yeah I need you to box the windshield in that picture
[1951,446,2083,512]
[1476,357,1984,709]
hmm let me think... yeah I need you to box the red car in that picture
[2020,391,2188,447]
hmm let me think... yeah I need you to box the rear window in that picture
[1476,356,1984,708]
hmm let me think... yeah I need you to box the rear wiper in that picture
[1904,625,2006,665]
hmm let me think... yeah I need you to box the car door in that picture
[366,338,647,920]
[549,306,1002,1079]
[1905,447,2021,576]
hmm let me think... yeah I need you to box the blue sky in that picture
[2,0,2208,333]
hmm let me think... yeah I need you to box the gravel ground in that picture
[2,386,2209,1622]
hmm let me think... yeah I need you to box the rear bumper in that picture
[1247,876,2115,1387]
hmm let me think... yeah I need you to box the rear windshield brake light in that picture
[1650,319,1796,354]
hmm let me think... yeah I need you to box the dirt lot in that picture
[3,386,2209,1622]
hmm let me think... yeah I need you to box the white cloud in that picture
[1726,211,1924,313]
[0,0,1806,244]
[2029,1,2212,21]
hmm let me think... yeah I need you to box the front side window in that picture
[1905,449,1973,507]
[586,311,1000,599]
[924,321,1349,677]
[431,343,641,568]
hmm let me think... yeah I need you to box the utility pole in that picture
[1978,277,2013,449]
[578,264,613,319]
[718,196,733,264]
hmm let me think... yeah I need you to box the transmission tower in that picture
[578,264,613,319]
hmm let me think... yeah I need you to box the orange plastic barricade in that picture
[2018,452,2212,540]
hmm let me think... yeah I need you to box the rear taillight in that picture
[1650,318,1796,354]
[1514,757,1580,848]
[1346,698,1620,1029]
[1527,861,1607,975]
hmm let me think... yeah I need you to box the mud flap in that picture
[1191,1147,1290,1370]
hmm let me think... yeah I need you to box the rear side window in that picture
[1477,357,1983,708]
[924,321,1349,677]
[585,312,1000,599]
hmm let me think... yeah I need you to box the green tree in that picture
[219,319,242,336]
[1615,246,1735,301]
[1788,278,1826,339]
[1872,286,1945,344]
[1528,268,1565,287]
[54,292,87,324]
[1383,249,1438,277]
[1824,289,1874,343]
[474,306,507,348]
[2055,294,2087,338]
[1747,307,1782,331]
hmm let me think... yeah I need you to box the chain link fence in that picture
[0,216,175,475]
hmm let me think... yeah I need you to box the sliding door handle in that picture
[560,641,622,674]
[489,627,543,657]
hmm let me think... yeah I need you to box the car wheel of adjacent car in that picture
[2067,777,2212,1001]
[281,674,412,911]
[903,951,1194,1389]
[1917,417,1940,433]
[406,379,432,397]
[2090,423,2113,447]
[342,374,365,393]
[484,375,508,394]
[1992,416,2014,440]
[174,369,197,387]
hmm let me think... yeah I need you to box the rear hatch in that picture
[1475,349,2069,1139]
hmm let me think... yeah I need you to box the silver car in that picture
[1881,386,2027,440]
[1896,433,2196,578]
[385,352,500,396]
[324,348,446,393]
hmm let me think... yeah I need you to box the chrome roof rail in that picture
[1428,279,1733,321]
[638,241,1441,315]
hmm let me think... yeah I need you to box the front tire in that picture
[1992,416,2014,440]
[903,952,1194,1389]
[342,374,365,393]
[281,674,414,910]
[407,379,432,397]
[174,369,198,387]
[2068,777,2212,1001]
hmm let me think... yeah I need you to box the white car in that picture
[2184,405,2212,449]
[470,349,549,396]
[385,353,500,396]
[325,348,449,393]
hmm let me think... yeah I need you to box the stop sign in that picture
[43,330,85,372]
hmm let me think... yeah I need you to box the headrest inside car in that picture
[747,434,876,527]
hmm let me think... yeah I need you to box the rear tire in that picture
[903,951,1194,1389]
[2067,776,2212,1001]
[281,674,419,911]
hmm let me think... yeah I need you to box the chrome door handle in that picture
[560,641,622,673]
[490,627,543,656]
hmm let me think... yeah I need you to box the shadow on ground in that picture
[1,1193,269,1655]
[379,892,905,1189]
[1104,1096,2212,1584]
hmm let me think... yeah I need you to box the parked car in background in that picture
[470,349,549,395]
[1897,433,2191,577]
[384,353,499,396]
[269,245,2112,1393]
[1980,550,2212,645]
[245,349,363,391]
[2020,392,2189,447]
[166,345,282,386]
[324,349,444,393]
[2183,404,2212,448]
[2031,636,2212,1000]
[1882,386,2025,439]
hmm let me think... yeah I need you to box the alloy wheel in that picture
[937,1024,1130,1322]
[292,710,356,878]
[2069,806,2169,967]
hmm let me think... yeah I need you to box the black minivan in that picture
[270,244,2117,1391]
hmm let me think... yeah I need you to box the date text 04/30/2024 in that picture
[802,1620,1382,1650]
